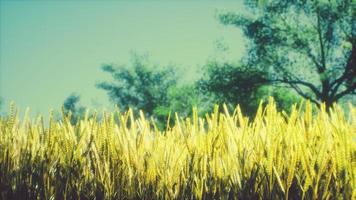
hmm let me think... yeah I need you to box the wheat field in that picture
[0,99,355,200]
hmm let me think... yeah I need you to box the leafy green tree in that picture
[199,61,264,116]
[219,0,355,109]
[63,93,85,125]
[198,61,300,116]
[153,85,213,121]
[96,55,177,119]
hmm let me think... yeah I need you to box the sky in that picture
[0,0,246,115]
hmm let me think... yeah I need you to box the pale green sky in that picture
[0,0,246,114]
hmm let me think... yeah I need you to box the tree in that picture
[198,61,300,116]
[219,0,355,109]
[96,55,177,119]
[198,61,266,116]
[63,93,85,125]
[154,84,213,121]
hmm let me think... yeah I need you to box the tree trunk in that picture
[320,79,333,112]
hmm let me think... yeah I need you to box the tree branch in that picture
[316,7,326,73]
[288,83,320,106]
[279,15,322,72]
[330,41,356,98]
[306,50,322,70]
[270,78,321,98]
[334,82,356,101]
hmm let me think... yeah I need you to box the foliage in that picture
[198,61,301,116]
[153,85,213,127]
[219,0,356,108]
[96,55,177,119]
[260,86,303,114]
[0,100,355,199]
[63,93,86,125]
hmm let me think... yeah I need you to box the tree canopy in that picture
[63,93,85,125]
[198,61,267,115]
[219,0,355,109]
[198,61,301,116]
[96,55,177,118]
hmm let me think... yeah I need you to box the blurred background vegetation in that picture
[0,0,355,129]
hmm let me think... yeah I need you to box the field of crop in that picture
[0,100,355,200]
